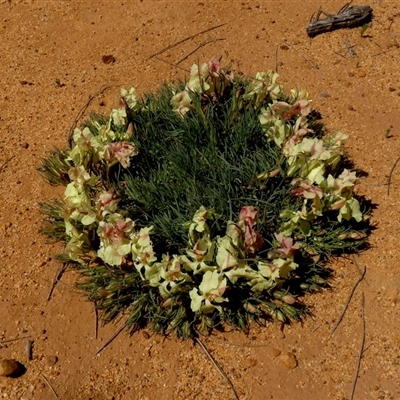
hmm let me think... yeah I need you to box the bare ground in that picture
[0,1,399,399]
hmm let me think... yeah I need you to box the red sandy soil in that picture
[0,1,399,399]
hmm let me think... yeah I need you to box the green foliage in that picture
[119,81,289,254]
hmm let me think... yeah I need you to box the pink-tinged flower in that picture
[97,216,134,245]
[136,245,157,266]
[96,190,119,216]
[239,206,259,226]
[291,178,323,199]
[291,99,311,117]
[103,141,138,168]
[125,122,134,139]
[330,199,346,210]
[238,206,264,254]
[208,58,221,76]
[309,140,325,160]
[191,239,208,260]
[244,228,264,254]
[98,191,116,207]
[275,233,300,256]
[137,226,152,247]
[271,99,311,121]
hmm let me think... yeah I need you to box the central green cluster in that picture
[121,82,286,254]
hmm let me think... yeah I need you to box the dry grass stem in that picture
[40,373,59,399]
[282,40,323,78]
[175,38,226,65]
[0,155,15,173]
[154,56,190,72]
[195,338,240,400]
[387,155,400,195]
[68,84,119,144]
[349,293,366,400]
[328,264,366,339]
[95,321,127,356]
[47,263,68,301]
[146,23,227,60]
[94,304,99,340]
[0,335,31,345]
[209,335,269,348]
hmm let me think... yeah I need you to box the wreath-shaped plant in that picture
[39,59,369,339]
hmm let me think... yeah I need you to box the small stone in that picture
[45,355,58,366]
[280,44,289,50]
[348,104,355,111]
[247,358,257,368]
[348,71,354,77]
[102,54,116,64]
[272,348,281,357]
[21,142,29,149]
[280,351,298,369]
[389,87,396,92]
[320,92,331,98]
[142,331,150,339]
[357,70,366,78]
[0,359,24,377]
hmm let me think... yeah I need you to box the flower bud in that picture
[281,294,296,305]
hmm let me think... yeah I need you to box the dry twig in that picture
[307,5,373,38]
[95,321,127,356]
[328,264,366,339]
[68,84,119,145]
[0,155,15,173]
[154,56,190,72]
[40,373,59,399]
[94,303,99,340]
[387,155,400,195]
[26,340,33,361]
[195,338,239,400]
[342,36,357,57]
[175,37,226,65]
[47,263,68,301]
[0,335,30,345]
[209,335,268,348]
[146,23,226,60]
[349,293,366,400]
[351,254,369,286]
[332,36,357,60]
[281,40,323,78]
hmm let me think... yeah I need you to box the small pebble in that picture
[272,348,281,357]
[357,70,366,78]
[45,355,58,366]
[280,44,289,50]
[102,54,116,64]
[142,331,150,339]
[21,142,29,149]
[26,340,33,361]
[0,359,23,377]
[348,105,355,111]
[280,351,298,369]
[320,92,331,98]
[247,358,257,368]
